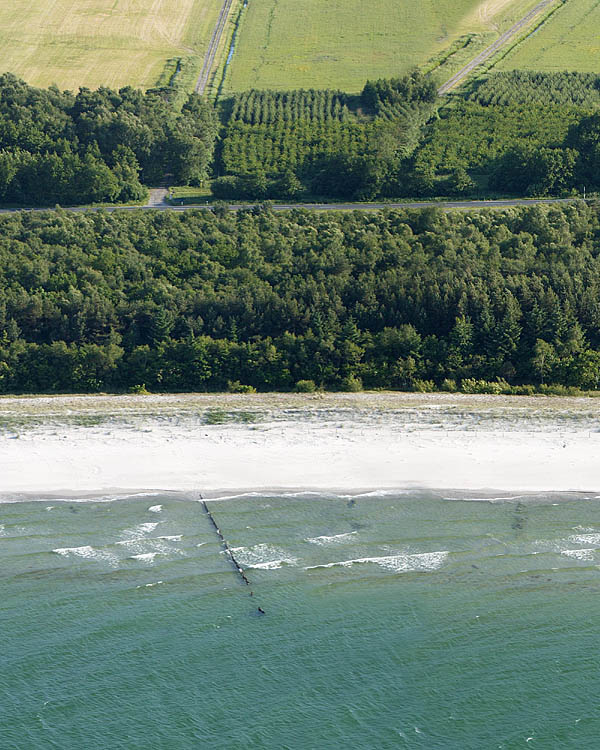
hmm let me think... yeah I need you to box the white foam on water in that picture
[573,526,595,533]
[306,531,357,545]
[561,548,596,561]
[130,552,157,562]
[157,535,182,541]
[2,491,167,505]
[251,560,291,570]
[121,522,160,539]
[136,580,164,588]
[306,550,449,573]
[148,505,162,513]
[0,524,5,536]
[445,494,530,503]
[53,545,118,565]
[340,489,415,500]
[207,491,269,502]
[208,489,413,503]
[137,522,159,534]
[117,536,185,560]
[54,545,94,557]
[45,506,54,511]
[98,492,164,502]
[230,542,297,569]
[568,533,600,546]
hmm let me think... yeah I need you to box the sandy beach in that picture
[1,392,600,498]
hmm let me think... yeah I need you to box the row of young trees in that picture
[228,89,350,125]
[0,74,218,205]
[2,203,600,393]
[217,120,387,199]
[467,71,600,108]
[218,72,437,200]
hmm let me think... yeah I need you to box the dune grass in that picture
[223,0,531,94]
[497,0,600,73]
[0,0,225,91]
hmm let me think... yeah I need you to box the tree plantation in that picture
[2,203,600,394]
[217,71,600,201]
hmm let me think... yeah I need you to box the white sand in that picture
[1,392,600,497]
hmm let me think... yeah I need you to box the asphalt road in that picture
[0,198,581,216]
[438,0,558,95]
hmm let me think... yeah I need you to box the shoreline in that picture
[2,392,600,497]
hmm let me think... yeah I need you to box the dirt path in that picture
[195,0,235,94]
[438,0,558,95]
[145,188,169,207]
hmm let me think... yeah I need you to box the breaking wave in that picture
[306,550,449,573]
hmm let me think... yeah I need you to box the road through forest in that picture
[0,198,581,216]
[438,0,559,94]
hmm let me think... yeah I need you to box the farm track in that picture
[438,0,558,94]
[195,0,235,94]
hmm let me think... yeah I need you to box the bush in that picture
[129,383,150,394]
[538,383,581,396]
[227,380,257,394]
[339,375,363,392]
[295,379,316,393]
[441,378,457,392]
[460,378,508,395]
[412,379,435,392]
[510,384,536,396]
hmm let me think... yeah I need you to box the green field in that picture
[0,0,225,91]
[223,0,535,93]
[498,0,600,72]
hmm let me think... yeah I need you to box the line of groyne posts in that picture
[201,499,251,587]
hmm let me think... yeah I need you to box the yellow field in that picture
[0,0,224,91]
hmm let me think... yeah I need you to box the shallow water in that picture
[3,490,600,748]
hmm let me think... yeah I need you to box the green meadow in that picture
[498,0,600,73]
[223,0,534,93]
[0,0,225,91]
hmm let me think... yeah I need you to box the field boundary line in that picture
[438,0,562,95]
[195,0,236,94]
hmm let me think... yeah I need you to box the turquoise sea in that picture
[3,489,600,748]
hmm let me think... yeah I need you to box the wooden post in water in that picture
[201,498,251,586]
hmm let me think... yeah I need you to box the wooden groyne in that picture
[201,499,250,586]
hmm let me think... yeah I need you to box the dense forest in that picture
[0,73,218,206]
[2,203,600,394]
